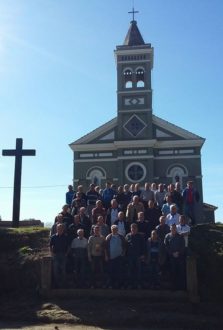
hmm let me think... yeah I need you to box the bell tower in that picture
[114,12,154,141]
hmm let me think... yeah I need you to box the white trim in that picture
[154,140,204,148]
[86,166,106,178]
[72,139,203,152]
[124,114,147,137]
[70,117,117,145]
[75,158,118,163]
[98,152,113,157]
[118,89,151,94]
[100,131,115,141]
[155,155,201,160]
[115,140,156,148]
[153,115,205,141]
[158,150,174,155]
[178,149,194,154]
[115,48,153,56]
[118,155,153,160]
[74,143,115,152]
[119,109,151,113]
[79,153,94,158]
[166,164,188,176]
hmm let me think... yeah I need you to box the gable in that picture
[69,114,205,150]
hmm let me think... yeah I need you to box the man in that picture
[71,191,86,216]
[114,185,126,212]
[92,200,107,225]
[105,225,126,288]
[66,185,75,208]
[155,215,170,269]
[78,207,91,239]
[68,214,84,243]
[165,204,180,227]
[106,199,120,227]
[71,228,88,287]
[125,223,146,289]
[164,224,186,290]
[136,211,149,240]
[168,183,183,215]
[50,223,69,288]
[60,204,73,229]
[155,183,166,210]
[88,225,106,288]
[102,182,115,209]
[161,195,173,216]
[86,184,100,220]
[140,182,155,208]
[126,195,144,224]
[182,181,200,225]
[91,215,110,238]
[176,215,190,250]
[123,184,133,209]
[114,211,129,237]
[144,200,161,236]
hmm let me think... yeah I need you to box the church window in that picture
[136,68,145,88]
[86,167,106,186]
[123,69,133,88]
[166,164,188,187]
[125,162,146,183]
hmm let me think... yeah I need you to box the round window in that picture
[125,162,146,182]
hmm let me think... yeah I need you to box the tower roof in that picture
[123,20,145,46]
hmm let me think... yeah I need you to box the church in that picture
[69,15,213,221]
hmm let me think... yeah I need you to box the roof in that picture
[203,203,218,211]
[69,114,205,147]
[123,20,145,46]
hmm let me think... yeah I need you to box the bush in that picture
[189,224,223,301]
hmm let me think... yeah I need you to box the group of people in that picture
[49,180,198,290]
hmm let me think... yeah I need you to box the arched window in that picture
[136,68,145,88]
[123,69,133,88]
[86,167,106,186]
[166,164,188,187]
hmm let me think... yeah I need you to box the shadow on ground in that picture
[1,291,223,330]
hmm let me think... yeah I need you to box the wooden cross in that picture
[128,7,139,21]
[2,138,36,227]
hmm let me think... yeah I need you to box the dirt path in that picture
[0,324,105,330]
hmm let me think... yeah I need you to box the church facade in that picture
[69,19,205,209]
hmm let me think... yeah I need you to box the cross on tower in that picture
[128,7,139,21]
[2,138,36,227]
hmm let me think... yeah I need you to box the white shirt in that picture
[176,224,190,247]
[117,221,126,236]
[111,208,119,225]
[165,212,180,227]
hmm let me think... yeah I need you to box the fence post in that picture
[186,255,199,302]
[41,256,52,294]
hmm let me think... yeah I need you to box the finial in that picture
[128,7,139,21]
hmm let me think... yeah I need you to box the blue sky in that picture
[0,0,222,224]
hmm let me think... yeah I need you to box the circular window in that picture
[125,162,146,182]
